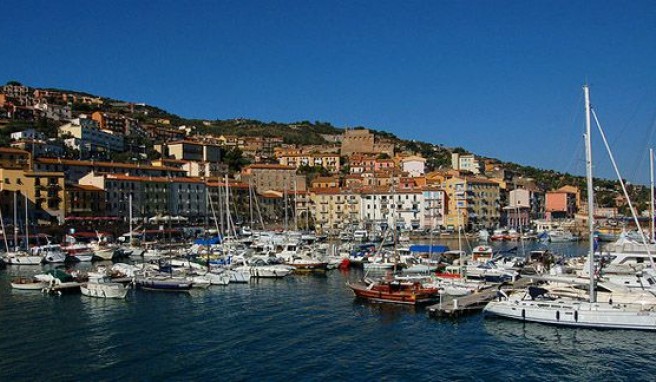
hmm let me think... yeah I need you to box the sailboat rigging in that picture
[484,85,656,330]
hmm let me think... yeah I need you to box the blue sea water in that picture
[1,241,656,381]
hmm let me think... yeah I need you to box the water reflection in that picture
[485,316,656,353]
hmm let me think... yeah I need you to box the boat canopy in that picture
[194,236,222,246]
[409,244,449,253]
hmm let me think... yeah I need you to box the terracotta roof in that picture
[312,176,339,183]
[70,184,103,192]
[461,176,500,185]
[0,147,30,154]
[309,187,341,194]
[166,140,221,147]
[35,158,186,172]
[104,174,205,184]
[401,155,426,162]
[279,153,339,158]
[206,181,249,190]
[155,158,188,164]
[248,164,295,170]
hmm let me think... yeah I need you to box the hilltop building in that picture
[340,129,394,157]
[451,153,484,175]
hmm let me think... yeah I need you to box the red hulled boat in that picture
[347,278,440,305]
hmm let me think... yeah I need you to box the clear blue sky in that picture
[2,1,656,183]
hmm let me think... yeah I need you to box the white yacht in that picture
[486,287,656,330]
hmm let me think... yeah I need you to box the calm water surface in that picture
[1,241,655,381]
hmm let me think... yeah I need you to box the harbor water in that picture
[1,240,656,381]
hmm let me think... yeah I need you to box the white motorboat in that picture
[81,275,129,299]
[63,245,94,262]
[203,270,230,285]
[466,262,518,283]
[227,268,251,283]
[37,244,67,263]
[234,257,294,278]
[186,275,212,289]
[547,229,578,243]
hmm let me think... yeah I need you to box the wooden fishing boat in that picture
[347,278,439,305]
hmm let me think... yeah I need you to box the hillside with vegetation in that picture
[1,81,649,213]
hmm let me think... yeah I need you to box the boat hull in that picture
[81,283,128,299]
[136,277,192,292]
[291,262,329,273]
[11,280,48,290]
[92,249,115,261]
[236,266,293,278]
[348,281,439,305]
[4,255,43,265]
[485,298,656,330]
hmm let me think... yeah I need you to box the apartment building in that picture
[60,118,124,154]
[444,176,500,230]
[451,153,484,175]
[166,141,221,163]
[0,168,66,223]
[66,184,106,217]
[278,153,341,173]
[79,173,207,222]
[241,164,306,192]
[34,158,188,184]
[309,188,360,231]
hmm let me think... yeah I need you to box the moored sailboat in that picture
[484,85,656,330]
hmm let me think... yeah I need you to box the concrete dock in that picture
[427,278,534,318]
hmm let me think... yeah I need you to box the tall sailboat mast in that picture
[24,194,29,252]
[0,199,8,252]
[650,148,655,243]
[13,192,17,251]
[584,84,596,303]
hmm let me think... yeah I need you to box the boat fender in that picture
[574,311,578,322]
[556,311,560,321]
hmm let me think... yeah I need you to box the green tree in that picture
[222,147,249,173]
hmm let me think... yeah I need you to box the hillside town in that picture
[0,82,634,238]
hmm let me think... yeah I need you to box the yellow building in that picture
[0,168,66,224]
[444,176,500,230]
[0,147,31,170]
[278,153,341,173]
[309,188,361,231]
